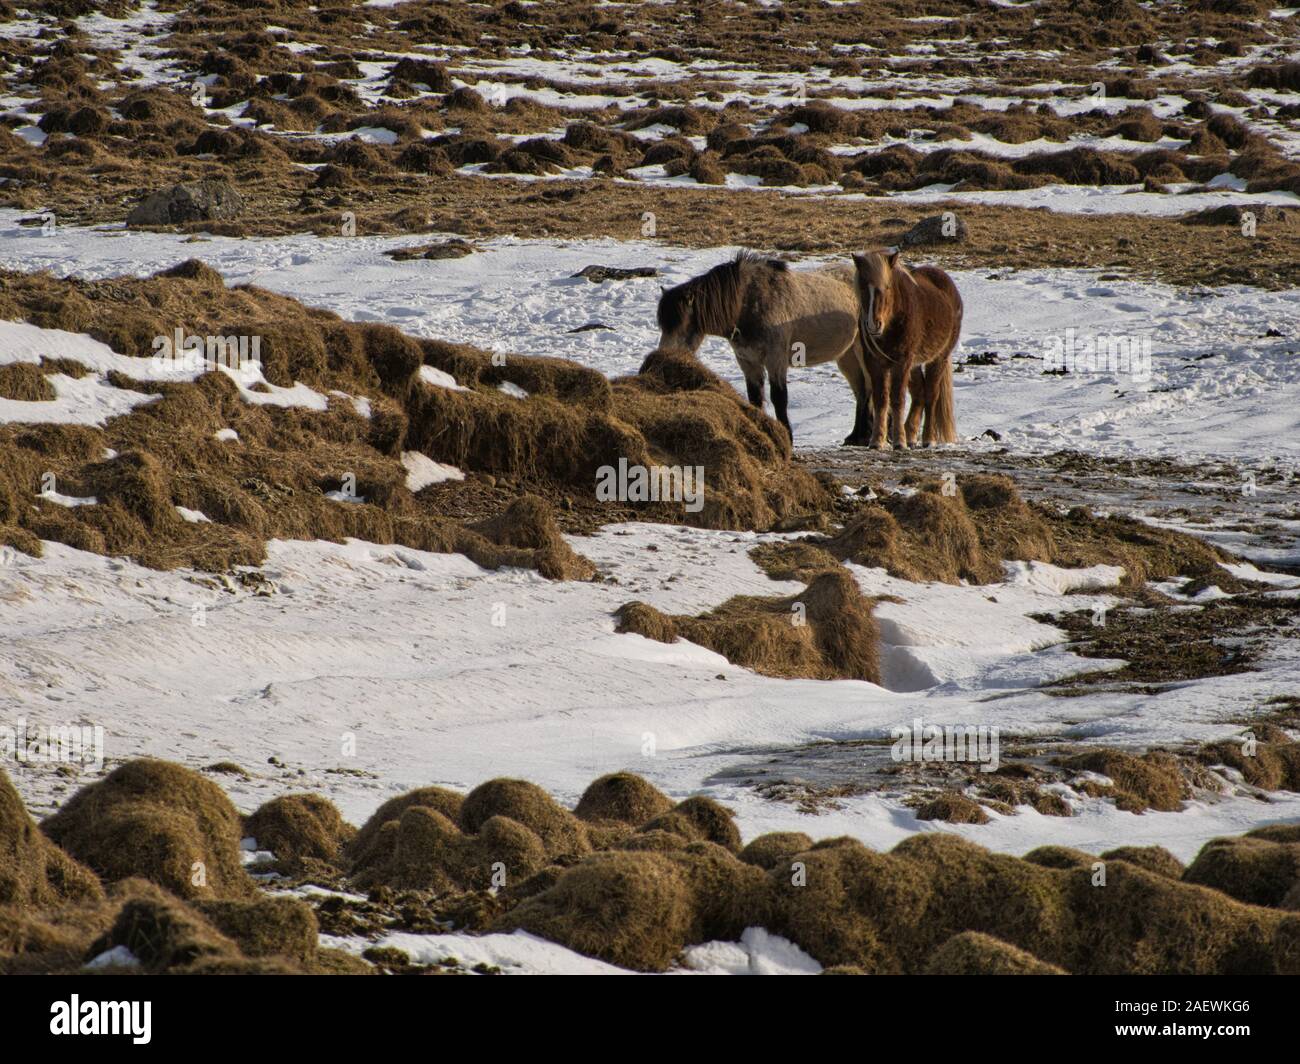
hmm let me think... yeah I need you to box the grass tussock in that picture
[85,879,327,973]
[0,363,58,401]
[1058,749,1190,813]
[1182,835,1300,908]
[1100,845,1185,879]
[573,772,675,826]
[821,474,1241,590]
[348,778,594,892]
[924,931,1067,974]
[914,792,991,825]
[8,762,1300,973]
[0,768,103,908]
[40,759,257,900]
[494,843,769,971]
[244,793,357,874]
[615,568,881,683]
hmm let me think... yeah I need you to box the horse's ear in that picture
[886,249,901,269]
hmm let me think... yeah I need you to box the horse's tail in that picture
[927,352,957,444]
[929,278,962,444]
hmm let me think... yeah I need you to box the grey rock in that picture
[126,180,245,227]
[901,212,968,246]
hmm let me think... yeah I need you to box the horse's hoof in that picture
[870,442,890,451]
[841,435,869,447]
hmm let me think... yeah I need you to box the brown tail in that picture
[926,356,957,444]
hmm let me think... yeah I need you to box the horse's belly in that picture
[792,311,857,366]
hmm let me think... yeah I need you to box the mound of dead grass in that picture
[924,931,1066,974]
[639,796,743,853]
[0,363,57,401]
[468,496,596,580]
[40,759,256,900]
[244,793,357,874]
[493,842,768,971]
[616,568,881,683]
[1197,736,1300,792]
[1183,835,1300,908]
[345,785,464,870]
[1058,749,1189,813]
[458,778,592,859]
[739,832,815,871]
[747,540,839,582]
[0,768,103,908]
[1100,845,1185,879]
[348,778,595,893]
[573,773,674,826]
[914,792,991,824]
[348,805,550,893]
[89,882,235,971]
[192,895,319,963]
[819,475,1240,591]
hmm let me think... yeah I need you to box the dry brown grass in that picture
[616,568,881,682]
[0,363,57,401]
[924,931,1067,974]
[9,759,1300,973]
[244,793,357,874]
[573,773,674,826]
[1183,835,1300,907]
[40,759,257,901]
[1058,749,1190,813]
[819,474,1242,590]
[0,768,103,909]
[0,270,828,575]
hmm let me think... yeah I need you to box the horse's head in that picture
[852,248,902,339]
[656,276,704,354]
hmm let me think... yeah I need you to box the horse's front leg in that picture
[904,365,926,447]
[869,360,890,450]
[733,345,767,414]
[769,363,792,443]
[889,359,912,450]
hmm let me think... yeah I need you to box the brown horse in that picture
[656,251,876,445]
[852,249,961,449]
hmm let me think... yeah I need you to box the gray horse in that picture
[656,251,891,445]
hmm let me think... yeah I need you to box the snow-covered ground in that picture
[4,522,1300,868]
[4,212,1298,468]
[4,217,1299,873]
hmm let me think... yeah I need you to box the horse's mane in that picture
[659,251,787,338]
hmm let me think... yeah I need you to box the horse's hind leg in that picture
[837,349,872,446]
[904,365,926,448]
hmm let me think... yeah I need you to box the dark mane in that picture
[656,250,783,339]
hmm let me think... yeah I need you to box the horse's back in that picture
[786,262,858,315]
[912,264,962,314]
